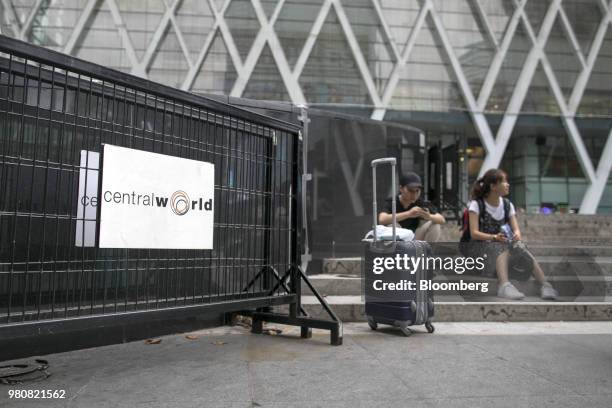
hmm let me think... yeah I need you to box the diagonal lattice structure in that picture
[1,0,611,213]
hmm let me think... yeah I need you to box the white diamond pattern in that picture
[3,0,612,213]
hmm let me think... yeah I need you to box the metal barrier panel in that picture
[0,36,301,327]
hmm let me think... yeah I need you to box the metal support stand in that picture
[242,265,343,346]
[240,105,342,345]
[298,105,312,273]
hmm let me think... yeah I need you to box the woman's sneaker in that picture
[497,281,525,300]
[540,282,558,300]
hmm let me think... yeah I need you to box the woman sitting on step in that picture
[465,169,558,300]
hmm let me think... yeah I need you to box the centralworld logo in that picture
[171,190,190,216]
[102,189,213,215]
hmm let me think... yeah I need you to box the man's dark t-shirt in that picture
[383,196,438,232]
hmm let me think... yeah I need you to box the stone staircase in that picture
[299,214,612,322]
[439,213,612,243]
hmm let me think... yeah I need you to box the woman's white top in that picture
[468,197,516,221]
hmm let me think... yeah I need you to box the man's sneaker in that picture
[540,282,558,300]
[497,281,525,300]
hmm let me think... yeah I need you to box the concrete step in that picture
[346,216,612,246]
[297,295,612,322]
[527,258,612,277]
[430,244,612,258]
[439,230,612,244]
[439,227,612,244]
[518,215,612,230]
[302,274,362,297]
[321,257,362,275]
[303,273,612,298]
[514,238,612,245]
[438,274,611,299]
[489,245,612,257]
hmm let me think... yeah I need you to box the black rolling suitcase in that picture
[364,158,435,336]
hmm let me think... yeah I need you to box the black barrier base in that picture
[242,266,343,346]
[249,312,342,346]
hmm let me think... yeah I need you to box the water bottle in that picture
[501,224,513,241]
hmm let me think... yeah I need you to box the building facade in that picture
[1,0,611,213]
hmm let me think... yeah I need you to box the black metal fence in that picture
[0,35,340,344]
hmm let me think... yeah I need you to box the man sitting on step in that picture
[378,172,445,242]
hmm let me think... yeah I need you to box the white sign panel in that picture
[75,151,99,247]
[98,145,215,249]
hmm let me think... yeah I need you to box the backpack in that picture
[460,198,510,243]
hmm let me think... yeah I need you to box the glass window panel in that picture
[477,0,515,43]
[191,32,237,96]
[224,0,261,61]
[299,8,372,106]
[524,0,552,34]
[176,0,216,61]
[544,15,582,100]
[569,181,588,208]
[11,0,38,26]
[341,0,396,95]
[540,179,568,204]
[73,2,132,72]
[598,180,612,213]
[275,0,325,68]
[379,0,421,51]
[575,117,612,169]
[486,21,530,112]
[504,115,587,210]
[562,0,602,55]
[148,27,190,88]
[28,0,88,49]
[522,64,561,115]
[577,28,612,116]
[116,0,165,59]
[261,0,279,19]
[0,1,14,36]
[390,15,465,112]
[433,0,496,96]
[243,44,290,101]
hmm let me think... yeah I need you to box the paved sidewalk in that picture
[2,322,612,407]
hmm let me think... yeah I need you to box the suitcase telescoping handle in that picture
[371,158,396,242]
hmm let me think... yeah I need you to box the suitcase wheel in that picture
[367,316,378,331]
[425,321,435,334]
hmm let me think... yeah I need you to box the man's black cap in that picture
[399,172,423,188]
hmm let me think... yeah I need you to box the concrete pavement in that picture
[1,322,612,407]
